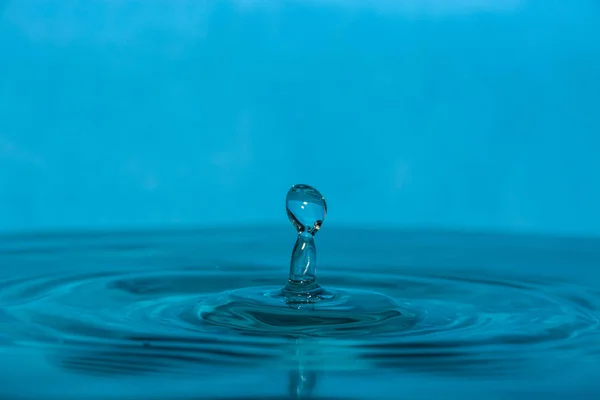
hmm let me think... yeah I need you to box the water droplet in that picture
[285,184,329,296]
[286,184,327,235]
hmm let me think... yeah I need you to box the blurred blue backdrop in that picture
[0,0,599,236]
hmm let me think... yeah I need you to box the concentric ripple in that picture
[0,228,599,394]
[0,266,597,378]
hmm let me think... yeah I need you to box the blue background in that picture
[1,0,599,236]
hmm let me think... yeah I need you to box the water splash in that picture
[0,227,599,398]
[283,184,333,303]
[285,184,325,286]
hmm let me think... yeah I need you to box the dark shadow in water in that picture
[53,336,277,377]
[49,334,528,381]
[52,336,327,399]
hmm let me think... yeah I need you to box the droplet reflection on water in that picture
[0,228,599,398]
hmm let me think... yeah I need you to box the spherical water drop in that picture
[286,184,327,235]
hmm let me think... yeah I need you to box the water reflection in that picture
[1,227,599,399]
[51,335,327,399]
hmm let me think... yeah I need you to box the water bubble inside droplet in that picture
[286,184,327,235]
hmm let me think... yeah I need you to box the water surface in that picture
[0,227,599,398]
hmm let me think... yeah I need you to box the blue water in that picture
[1,228,599,398]
[2,1,600,398]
